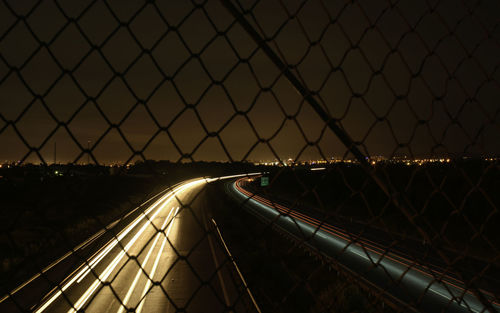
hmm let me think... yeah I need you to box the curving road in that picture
[1,175,260,313]
[5,173,497,313]
[229,177,500,313]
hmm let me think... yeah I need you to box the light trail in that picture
[232,178,499,313]
[75,193,174,283]
[67,183,202,313]
[205,172,262,183]
[116,207,176,313]
[35,179,205,313]
[32,175,260,313]
[235,178,464,285]
[1,185,174,305]
[310,167,326,171]
[136,206,180,313]
[67,198,171,313]
[35,196,168,313]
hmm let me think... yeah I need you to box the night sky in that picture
[0,0,499,164]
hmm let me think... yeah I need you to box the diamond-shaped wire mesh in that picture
[0,0,499,312]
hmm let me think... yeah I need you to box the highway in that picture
[1,175,260,313]
[230,177,500,313]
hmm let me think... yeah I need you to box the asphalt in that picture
[1,177,259,313]
[228,177,500,313]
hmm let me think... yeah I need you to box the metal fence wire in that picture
[0,0,499,312]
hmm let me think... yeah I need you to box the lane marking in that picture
[212,219,262,313]
[205,215,232,309]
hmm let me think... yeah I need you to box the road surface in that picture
[1,175,260,313]
[229,177,500,313]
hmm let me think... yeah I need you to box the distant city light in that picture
[248,156,495,167]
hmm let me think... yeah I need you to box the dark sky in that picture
[0,0,499,164]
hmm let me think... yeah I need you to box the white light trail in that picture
[231,181,491,313]
[75,194,173,283]
[136,206,180,313]
[67,200,171,313]
[68,182,202,313]
[116,207,175,313]
[35,179,205,313]
[205,172,261,183]
[35,196,168,313]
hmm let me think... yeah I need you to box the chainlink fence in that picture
[0,0,499,312]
